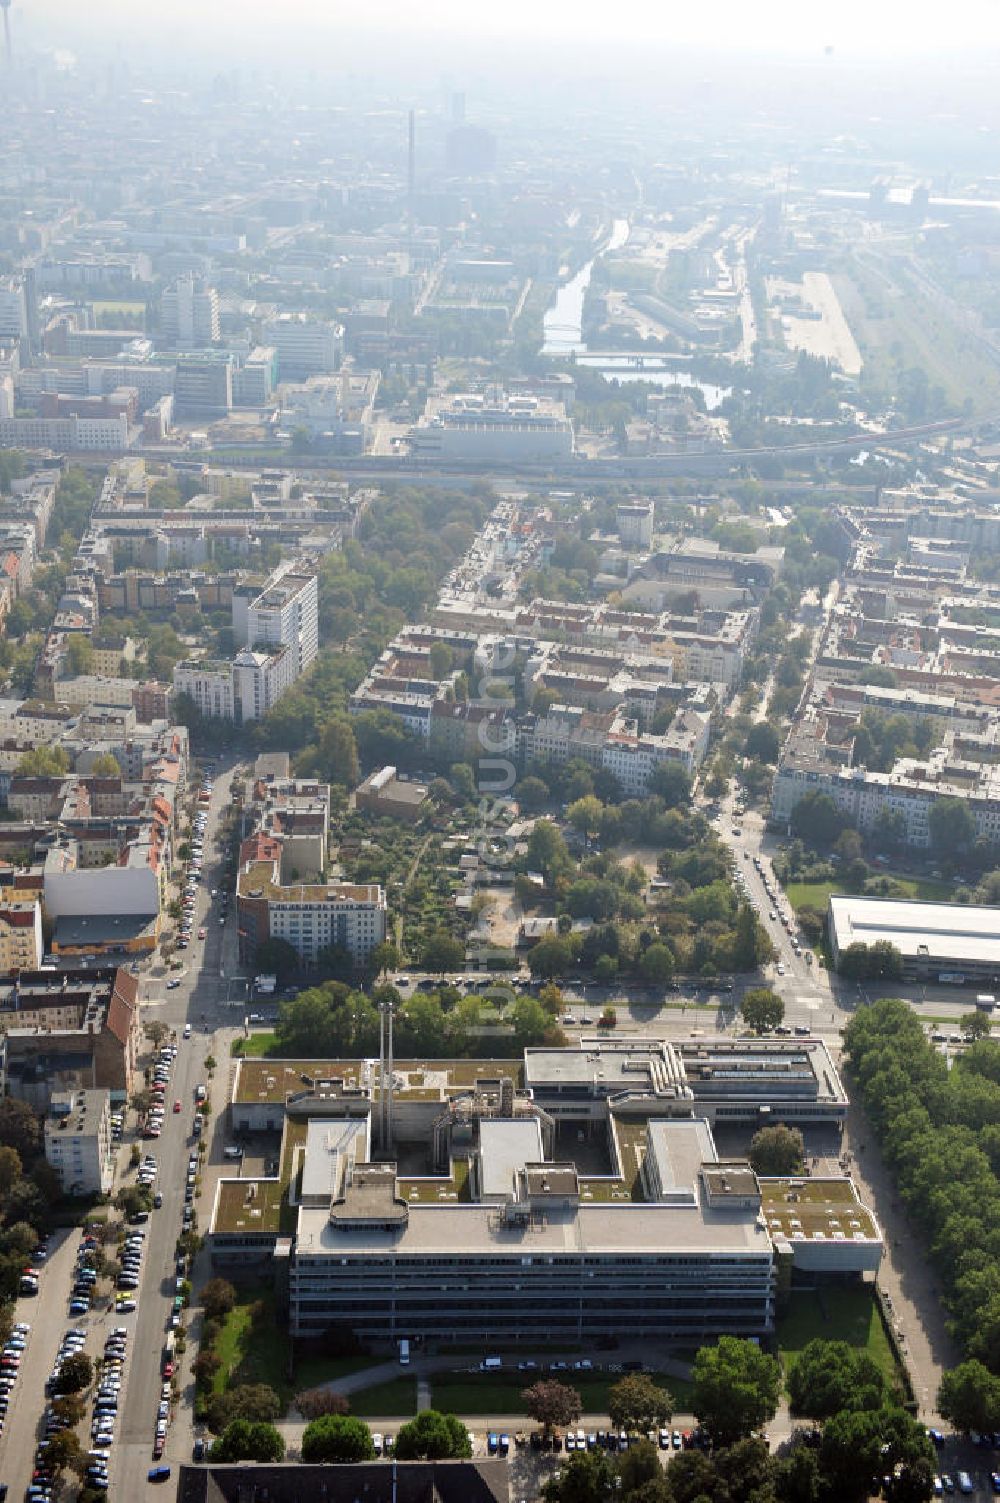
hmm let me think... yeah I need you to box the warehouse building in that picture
[827,894,1000,984]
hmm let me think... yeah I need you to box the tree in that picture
[193,1350,222,1389]
[608,1373,673,1433]
[567,796,604,842]
[543,1450,617,1503]
[648,761,691,808]
[16,744,70,777]
[43,1429,86,1478]
[393,1410,472,1460]
[786,1339,888,1420]
[65,633,94,676]
[525,820,573,885]
[54,1351,93,1394]
[144,1020,169,1049]
[836,940,904,981]
[518,776,550,813]
[527,934,575,980]
[691,1335,782,1446]
[314,718,360,787]
[618,1440,663,1496]
[937,1360,1000,1434]
[301,1414,375,1463]
[51,1392,87,1427]
[961,1012,993,1041]
[741,987,784,1034]
[749,1123,804,1177]
[819,1406,933,1503]
[522,1379,582,1434]
[201,1278,236,1322]
[745,722,780,763]
[295,1388,352,1421]
[420,930,466,973]
[639,943,674,987]
[210,1419,285,1462]
[733,904,774,972]
[205,1383,282,1434]
[450,762,476,800]
[790,791,844,849]
[0,1146,22,1195]
[89,753,121,778]
[370,941,400,977]
[116,1185,152,1220]
[929,796,976,861]
[429,641,453,681]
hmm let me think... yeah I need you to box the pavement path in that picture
[840,1098,957,1420]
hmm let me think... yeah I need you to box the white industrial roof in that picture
[828,895,1000,964]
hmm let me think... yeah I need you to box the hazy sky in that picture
[24,0,1000,57]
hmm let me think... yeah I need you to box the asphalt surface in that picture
[111,759,241,1497]
[0,1229,76,1498]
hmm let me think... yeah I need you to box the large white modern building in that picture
[160,275,220,347]
[262,314,343,380]
[828,894,1000,984]
[210,1038,877,1345]
[173,560,318,723]
[408,392,574,463]
[234,562,319,678]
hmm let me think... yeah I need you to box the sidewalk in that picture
[841,1095,957,1418]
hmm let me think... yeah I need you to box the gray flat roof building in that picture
[828,895,1000,982]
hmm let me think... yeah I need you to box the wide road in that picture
[114,758,240,1498]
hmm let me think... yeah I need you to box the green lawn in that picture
[350,1377,418,1417]
[212,1293,293,1403]
[293,1353,385,1393]
[231,1031,278,1057]
[211,1295,387,1410]
[431,1371,691,1418]
[785,877,953,914]
[777,1288,901,1389]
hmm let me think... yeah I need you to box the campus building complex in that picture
[210,1038,876,1345]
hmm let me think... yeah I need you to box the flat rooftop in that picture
[478,1118,544,1199]
[828,894,1000,965]
[53,914,158,946]
[295,1195,772,1260]
[524,1040,687,1096]
[238,862,383,906]
[760,1176,880,1245]
[233,1057,523,1107]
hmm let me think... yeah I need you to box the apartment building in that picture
[234,562,319,677]
[173,560,318,723]
[772,700,1000,849]
[0,897,44,975]
[44,1088,114,1196]
[0,966,141,1107]
[236,849,386,971]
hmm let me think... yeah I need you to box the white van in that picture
[399,1339,410,1365]
[223,1145,243,1161]
[480,1356,502,1372]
